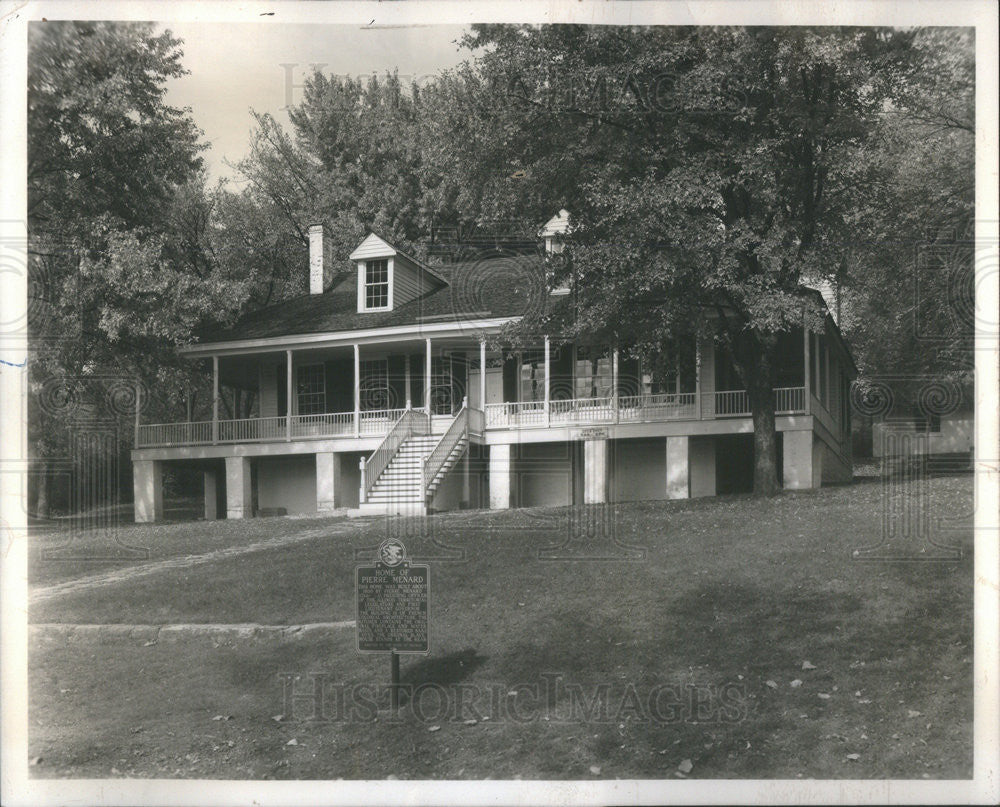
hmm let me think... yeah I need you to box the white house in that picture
[131,223,856,522]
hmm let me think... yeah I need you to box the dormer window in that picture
[350,232,448,313]
[364,259,389,310]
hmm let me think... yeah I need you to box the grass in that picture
[29,505,360,588]
[28,476,974,779]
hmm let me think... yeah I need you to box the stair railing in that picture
[422,398,470,501]
[360,403,430,503]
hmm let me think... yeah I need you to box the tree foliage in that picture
[28,22,215,512]
[26,22,975,512]
[444,25,922,493]
[842,28,975,389]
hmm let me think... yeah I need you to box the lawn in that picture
[28,476,974,779]
[28,504,362,588]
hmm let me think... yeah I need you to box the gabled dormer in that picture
[538,209,572,295]
[539,209,571,255]
[348,233,448,313]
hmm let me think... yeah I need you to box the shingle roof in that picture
[197,253,548,344]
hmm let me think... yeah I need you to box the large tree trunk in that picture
[725,322,781,497]
[747,377,780,496]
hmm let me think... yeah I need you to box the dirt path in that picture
[29,519,371,606]
[30,621,356,642]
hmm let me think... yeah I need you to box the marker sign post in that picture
[355,540,429,715]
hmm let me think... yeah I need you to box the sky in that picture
[160,23,472,183]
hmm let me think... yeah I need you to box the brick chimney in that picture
[308,223,334,295]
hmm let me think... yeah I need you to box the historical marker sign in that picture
[355,540,429,654]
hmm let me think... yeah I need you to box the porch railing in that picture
[618,392,697,422]
[360,407,408,434]
[218,415,287,443]
[360,407,430,503]
[775,386,806,414]
[712,390,750,417]
[290,412,353,438]
[550,396,616,424]
[484,400,545,428]
[423,400,469,500]
[136,420,213,447]
[134,387,810,448]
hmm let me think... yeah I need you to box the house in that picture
[130,221,856,522]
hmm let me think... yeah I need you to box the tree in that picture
[234,72,442,269]
[842,28,974,386]
[446,25,919,495]
[27,22,213,514]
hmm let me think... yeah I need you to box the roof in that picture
[195,253,547,344]
[191,236,856,376]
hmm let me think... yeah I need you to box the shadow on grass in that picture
[398,648,488,704]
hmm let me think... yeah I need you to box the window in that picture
[575,347,612,399]
[296,364,325,414]
[364,259,389,309]
[519,351,546,403]
[359,359,389,410]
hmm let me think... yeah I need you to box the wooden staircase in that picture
[360,434,468,514]
[359,402,481,515]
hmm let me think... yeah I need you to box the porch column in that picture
[479,340,486,412]
[824,341,831,411]
[425,337,432,417]
[544,336,551,426]
[782,429,815,490]
[134,383,141,445]
[203,469,218,520]
[353,344,360,437]
[695,342,703,419]
[316,451,341,512]
[612,348,619,422]
[489,443,512,509]
[665,436,690,499]
[803,324,811,414]
[133,459,163,523]
[286,349,293,440]
[212,355,219,444]
[813,334,821,406]
[404,354,412,408]
[225,456,252,519]
[584,438,609,504]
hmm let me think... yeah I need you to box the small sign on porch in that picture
[575,426,609,441]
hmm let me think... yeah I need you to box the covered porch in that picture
[135,323,850,449]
